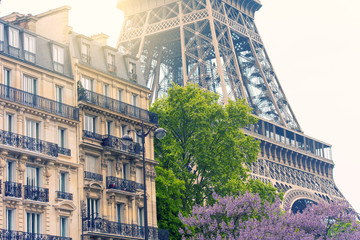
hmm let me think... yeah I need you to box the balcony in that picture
[58,147,71,156]
[8,45,19,57]
[24,185,49,202]
[102,135,142,155]
[0,83,79,121]
[0,229,71,239]
[56,191,73,201]
[4,181,22,198]
[84,171,103,182]
[0,130,63,157]
[83,130,103,141]
[106,176,136,193]
[83,217,169,240]
[78,88,158,124]
[136,182,144,190]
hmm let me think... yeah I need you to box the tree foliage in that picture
[151,84,279,239]
[180,192,360,240]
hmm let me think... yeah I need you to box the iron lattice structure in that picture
[117,0,344,210]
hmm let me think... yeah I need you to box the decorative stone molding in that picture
[283,188,325,211]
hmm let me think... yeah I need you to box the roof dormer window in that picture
[53,45,64,73]
[24,34,36,63]
[8,28,19,57]
[81,42,90,63]
[129,62,137,81]
[107,53,116,72]
[0,23,4,51]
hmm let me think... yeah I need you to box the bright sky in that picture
[1,0,359,212]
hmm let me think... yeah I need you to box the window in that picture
[24,34,36,63]
[7,161,15,182]
[107,53,115,72]
[116,204,124,223]
[26,212,41,233]
[81,76,93,91]
[4,68,11,86]
[6,209,15,230]
[53,45,64,73]
[132,94,138,107]
[84,115,96,132]
[0,23,4,51]
[138,208,144,226]
[5,113,14,132]
[136,167,143,185]
[86,155,98,173]
[55,86,64,113]
[9,28,19,48]
[106,121,112,136]
[23,75,37,95]
[129,62,137,80]
[60,216,69,237]
[26,166,42,187]
[121,125,127,136]
[58,128,66,148]
[87,198,100,219]
[118,89,123,102]
[103,83,110,97]
[81,42,90,63]
[26,120,40,139]
[123,163,129,180]
[107,160,114,176]
[59,172,68,193]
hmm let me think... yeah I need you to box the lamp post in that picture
[121,121,166,240]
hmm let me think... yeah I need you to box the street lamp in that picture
[121,121,166,240]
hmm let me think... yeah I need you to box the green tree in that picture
[152,84,278,239]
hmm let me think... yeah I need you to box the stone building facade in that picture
[0,6,164,240]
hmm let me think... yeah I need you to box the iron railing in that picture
[0,130,59,157]
[78,88,158,124]
[24,50,36,63]
[24,185,49,202]
[83,217,168,240]
[102,135,142,155]
[84,171,103,182]
[106,176,136,193]
[58,147,71,156]
[0,229,71,240]
[56,191,73,201]
[83,130,103,141]
[136,182,144,190]
[4,181,22,198]
[0,83,79,121]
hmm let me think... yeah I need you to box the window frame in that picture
[6,208,15,231]
[52,45,65,73]
[8,27,19,48]
[58,128,67,148]
[84,114,97,133]
[59,172,69,193]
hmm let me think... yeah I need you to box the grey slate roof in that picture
[0,19,73,79]
[69,32,147,88]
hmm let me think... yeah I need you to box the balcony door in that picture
[26,212,41,234]
[26,166,42,188]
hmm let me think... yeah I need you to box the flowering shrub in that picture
[180,192,360,240]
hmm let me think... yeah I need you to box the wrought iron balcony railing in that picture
[84,171,103,182]
[56,191,73,201]
[82,217,168,240]
[83,130,103,141]
[78,88,158,124]
[102,135,142,155]
[106,176,136,193]
[0,130,60,157]
[0,83,79,121]
[4,181,22,198]
[0,229,71,240]
[136,182,144,190]
[24,185,49,202]
[58,146,71,156]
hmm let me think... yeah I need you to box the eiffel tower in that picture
[116,0,344,212]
